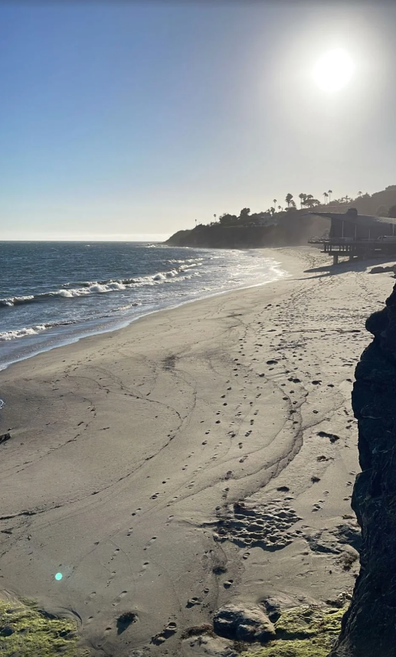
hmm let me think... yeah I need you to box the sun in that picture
[312,48,355,93]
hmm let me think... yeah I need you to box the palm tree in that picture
[285,193,293,207]
[278,205,282,212]
[328,189,333,203]
[299,193,306,208]
[357,191,363,197]
[323,192,329,204]
[273,199,277,208]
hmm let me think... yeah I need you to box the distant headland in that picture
[165,185,396,248]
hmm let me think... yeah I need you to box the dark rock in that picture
[213,603,275,642]
[329,281,396,656]
[262,598,281,623]
[0,625,14,636]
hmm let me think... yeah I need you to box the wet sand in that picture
[0,247,391,656]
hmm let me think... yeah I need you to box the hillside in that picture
[165,185,396,249]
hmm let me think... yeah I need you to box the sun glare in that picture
[312,48,355,93]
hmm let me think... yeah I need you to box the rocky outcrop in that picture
[213,603,275,642]
[329,284,396,656]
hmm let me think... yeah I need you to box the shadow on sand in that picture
[303,254,396,280]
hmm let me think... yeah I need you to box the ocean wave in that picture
[0,324,49,341]
[0,267,194,308]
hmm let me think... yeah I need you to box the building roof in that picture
[310,211,396,227]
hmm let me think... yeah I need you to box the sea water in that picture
[0,241,285,372]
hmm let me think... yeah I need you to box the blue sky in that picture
[1,1,395,240]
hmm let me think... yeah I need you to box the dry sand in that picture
[0,247,392,656]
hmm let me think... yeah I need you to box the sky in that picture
[1,0,396,241]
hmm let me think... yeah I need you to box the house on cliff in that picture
[309,209,396,263]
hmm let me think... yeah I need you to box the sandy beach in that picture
[0,246,391,656]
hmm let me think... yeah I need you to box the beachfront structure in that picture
[309,210,396,264]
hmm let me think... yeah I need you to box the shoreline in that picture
[0,248,286,377]
[0,246,392,656]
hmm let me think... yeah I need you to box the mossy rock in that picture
[0,597,90,656]
[240,605,346,657]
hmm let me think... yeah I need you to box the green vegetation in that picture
[239,605,346,657]
[0,597,90,657]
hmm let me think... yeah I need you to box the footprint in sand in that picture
[112,590,128,607]
[106,572,116,587]
[85,591,97,604]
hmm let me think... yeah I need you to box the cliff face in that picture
[329,284,396,657]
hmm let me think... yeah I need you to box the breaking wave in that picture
[0,266,201,308]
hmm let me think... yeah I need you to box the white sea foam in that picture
[0,325,48,341]
[0,295,35,307]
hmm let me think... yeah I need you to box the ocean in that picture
[0,242,286,373]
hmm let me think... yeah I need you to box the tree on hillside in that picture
[357,191,363,197]
[389,205,396,218]
[219,213,237,226]
[323,191,329,203]
[239,208,250,220]
[299,193,306,208]
[285,193,294,207]
[304,195,320,208]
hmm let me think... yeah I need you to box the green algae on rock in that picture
[0,597,90,657]
[239,605,345,657]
